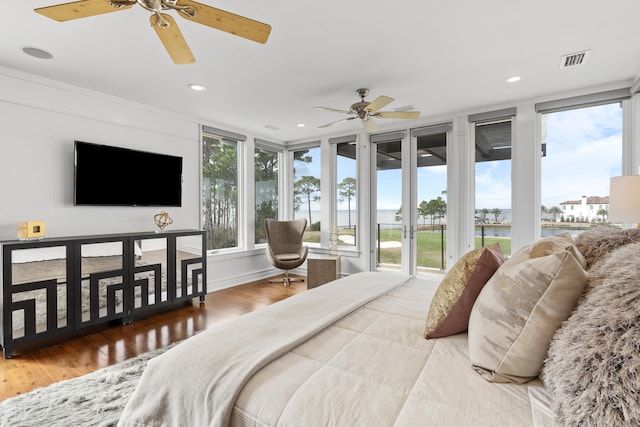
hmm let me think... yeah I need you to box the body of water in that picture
[297,209,589,238]
[297,209,513,228]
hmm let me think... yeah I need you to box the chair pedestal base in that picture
[269,272,304,287]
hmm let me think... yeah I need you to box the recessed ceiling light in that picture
[188,83,206,91]
[22,46,53,60]
[297,123,306,128]
[505,76,521,83]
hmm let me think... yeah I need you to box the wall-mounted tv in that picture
[74,141,183,206]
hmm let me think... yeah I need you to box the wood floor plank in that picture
[0,274,305,401]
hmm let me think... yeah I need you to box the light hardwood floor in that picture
[0,274,306,401]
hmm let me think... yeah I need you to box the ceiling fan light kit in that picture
[34,0,272,64]
[315,88,420,133]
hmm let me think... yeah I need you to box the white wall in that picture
[0,67,283,292]
[0,68,200,239]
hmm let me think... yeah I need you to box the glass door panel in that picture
[415,132,448,271]
[373,127,449,274]
[374,139,403,271]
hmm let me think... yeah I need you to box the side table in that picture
[307,255,341,289]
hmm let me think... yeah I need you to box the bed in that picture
[118,229,640,427]
[118,271,552,426]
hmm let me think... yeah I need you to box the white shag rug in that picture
[0,344,175,427]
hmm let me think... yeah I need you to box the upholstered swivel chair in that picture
[265,218,308,286]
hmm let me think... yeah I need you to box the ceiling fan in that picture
[315,88,420,133]
[34,0,271,64]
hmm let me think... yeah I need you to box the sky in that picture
[296,102,623,214]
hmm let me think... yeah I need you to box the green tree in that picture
[418,200,429,226]
[294,175,321,225]
[395,206,402,222]
[202,136,238,250]
[427,196,447,226]
[338,177,356,229]
[254,150,278,243]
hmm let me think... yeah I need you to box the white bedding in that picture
[119,271,554,427]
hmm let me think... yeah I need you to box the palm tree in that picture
[479,208,489,223]
[597,208,608,223]
[491,208,502,223]
[549,206,563,222]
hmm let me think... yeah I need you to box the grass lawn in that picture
[304,228,512,270]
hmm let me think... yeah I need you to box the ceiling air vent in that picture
[560,50,590,69]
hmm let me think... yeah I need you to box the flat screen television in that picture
[74,141,183,206]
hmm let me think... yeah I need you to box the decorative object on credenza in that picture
[17,221,46,240]
[609,175,640,227]
[153,211,173,232]
[329,226,339,255]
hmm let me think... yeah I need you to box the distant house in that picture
[560,195,609,222]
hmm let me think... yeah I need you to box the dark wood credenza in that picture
[0,230,206,358]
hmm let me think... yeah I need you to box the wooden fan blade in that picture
[176,0,271,44]
[365,95,394,113]
[35,0,132,22]
[314,106,352,115]
[364,118,379,133]
[319,117,356,128]
[376,111,421,119]
[151,14,196,64]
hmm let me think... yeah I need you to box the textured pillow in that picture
[424,243,504,339]
[543,242,640,426]
[468,235,588,383]
[574,228,640,270]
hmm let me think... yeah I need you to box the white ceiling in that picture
[2,1,640,141]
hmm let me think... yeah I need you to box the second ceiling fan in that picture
[315,88,420,133]
[34,0,271,64]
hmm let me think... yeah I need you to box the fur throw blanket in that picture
[542,241,640,426]
[574,228,640,270]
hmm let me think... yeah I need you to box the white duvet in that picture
[118,271,554,427]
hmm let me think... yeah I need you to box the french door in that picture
[371,125,449,275]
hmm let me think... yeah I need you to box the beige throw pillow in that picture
[468,235,588,383]
[424,244,504,339]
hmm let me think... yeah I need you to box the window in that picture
[333,136,357,248]
[202,127,244,251]
[540,102,622,230]
[254,145,279,244]
[471,109,515,256]
[293,146,321,243]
